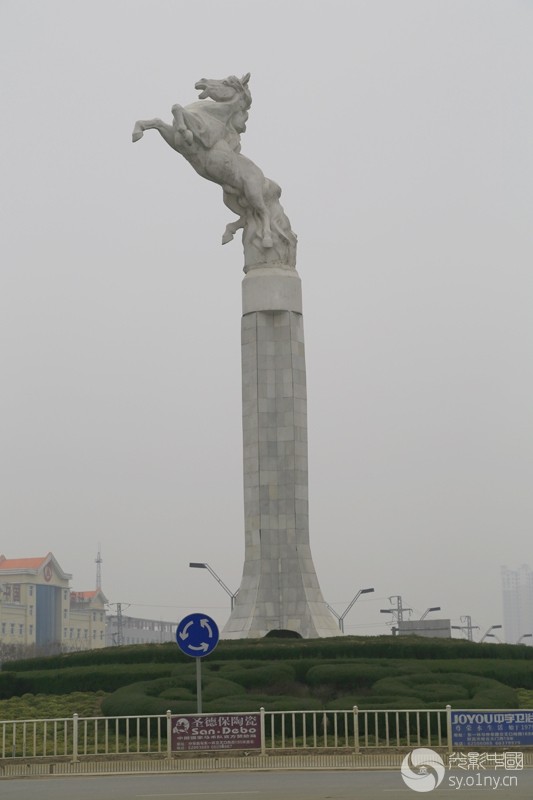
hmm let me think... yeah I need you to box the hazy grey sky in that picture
[1,0,532,640]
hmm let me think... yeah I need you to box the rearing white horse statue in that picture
[132,74,296,268]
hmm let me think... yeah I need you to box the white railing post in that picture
[166,710,172,760]
[71,713,79,763]
[260,707,266,756]
[446,705,452,754]
[353,706,359,754]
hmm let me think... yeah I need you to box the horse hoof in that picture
[132,129,143,142]
[222,232,234,245]
[263,236,273,248]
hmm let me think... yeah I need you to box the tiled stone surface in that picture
[222,308,338,639]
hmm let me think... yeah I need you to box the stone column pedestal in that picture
[221,266,339,638]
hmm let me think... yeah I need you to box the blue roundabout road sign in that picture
[176,612,219,658]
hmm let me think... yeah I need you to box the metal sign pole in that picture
[196,656,202,714]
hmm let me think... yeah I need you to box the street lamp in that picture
[420,606,441,620]
[379,607,395,633]
[327,588,374,634]
[480,624,502,643]
[189,563,238,611]
[516,634,533,645]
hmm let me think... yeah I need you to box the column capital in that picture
[242,267,302,315]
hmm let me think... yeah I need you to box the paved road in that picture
[0,770,531,799]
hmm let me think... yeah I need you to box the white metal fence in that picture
[0,706,452,762]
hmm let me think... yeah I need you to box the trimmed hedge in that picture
[0,691,106,721]
[8,635,533,675]
[218,663,295,689]
[306,663,394,689]
[0,663,174,699]
[98,661,520,717]
[4,636,532,715]
[370,672,517,708]
[202,679,244,700]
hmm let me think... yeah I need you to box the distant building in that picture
[397,619,452,638]
[68,590,108,650]
[0,553,107,652]
[105,614,176,646]
[501,565,533,644]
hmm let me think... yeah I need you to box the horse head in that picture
[194,73,252,111]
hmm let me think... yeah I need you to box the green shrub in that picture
[101,681,180,716]
[471,687,517,708]
[8,636,533,677]
[427,659,533,689]
[323,696,359,710]
[159,688,195,700]
[261,696,314,711]
[355,696,426,710]
[306,663,393,689]
[203,696,262,713]
[370,672,517,709]
[4,637,532,716]
[202,679,244,700]
[517,689,533,708]
[0,691,106,721]
[414,684,470,702]
[0,663,174,699]
[7,643,186,672]
[218,663,295,689]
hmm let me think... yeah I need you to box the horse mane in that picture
[225,75,252,111]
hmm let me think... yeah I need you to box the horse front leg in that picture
[132,119,149,142]
[171,105,193,145]
[132,118,177,149]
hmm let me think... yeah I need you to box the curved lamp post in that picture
[189,562,238,611]
[480,624,502,643]
[327,587,375,633]
[420,606,441,620]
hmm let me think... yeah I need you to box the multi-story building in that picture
[68,590,108,650]
[0,553,107,652]
[501,565,533,645]
[105,614,176,646]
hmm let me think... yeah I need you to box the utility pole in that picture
[452,615,479,641]
[394,595,410,623]
[380,595,412,633]
[107,602,129,646]
[461,615,478,641]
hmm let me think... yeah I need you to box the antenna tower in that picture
[95,545,103,591]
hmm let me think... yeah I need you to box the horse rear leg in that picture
[222,216,245,244]
[242,188,273,248]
